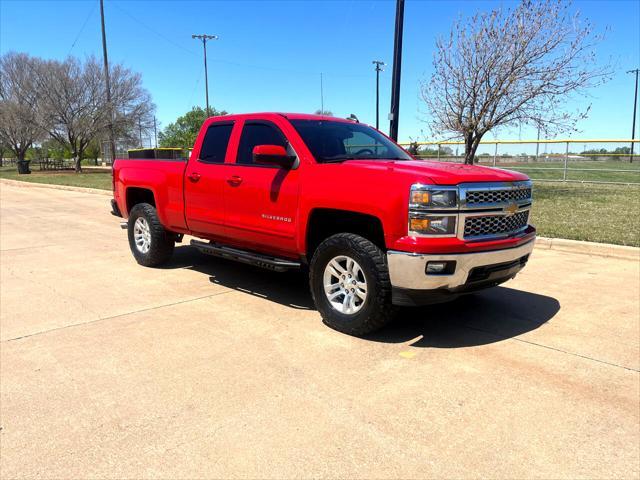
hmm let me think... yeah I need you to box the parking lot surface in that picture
[1,182,638,479]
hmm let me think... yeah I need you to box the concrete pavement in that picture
[0,182,638,479]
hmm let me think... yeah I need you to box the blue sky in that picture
[1,0,638,143]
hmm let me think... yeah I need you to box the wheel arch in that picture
[125,187,156,214]
[305,208,386,260]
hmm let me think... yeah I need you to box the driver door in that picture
[223,119,300,258]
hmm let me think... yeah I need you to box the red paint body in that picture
[113,113,535,259]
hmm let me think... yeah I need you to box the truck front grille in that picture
[464,211,529,239]
[465,187,532,205]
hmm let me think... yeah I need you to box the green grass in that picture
[0,166,112,190]
[1,166,638,247]
[531,182,640,246]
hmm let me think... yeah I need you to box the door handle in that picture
[187,172,201,182]
[227,175,243,186]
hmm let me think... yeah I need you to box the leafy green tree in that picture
[85,139,102,165]
[159,106,227,148]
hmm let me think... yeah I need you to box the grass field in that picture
[0,166,112,190]
[1,165,638,247]
[531,182,639,246]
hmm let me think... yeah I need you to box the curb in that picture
[535,237,639,261]
[0,178,111,196]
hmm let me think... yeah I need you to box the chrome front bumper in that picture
[387,239,535,291]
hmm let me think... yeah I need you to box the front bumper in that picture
[387,239,535,306]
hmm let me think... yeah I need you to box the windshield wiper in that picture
[318,156,358,163]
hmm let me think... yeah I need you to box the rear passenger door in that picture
[184,121,235,238]
[223,120,300,257]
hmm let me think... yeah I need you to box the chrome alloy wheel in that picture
[133,217,151,254]
[323,255,368,315]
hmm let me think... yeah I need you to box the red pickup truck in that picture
[112,113,535,335]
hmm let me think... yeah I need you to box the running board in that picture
[190,240,301,272]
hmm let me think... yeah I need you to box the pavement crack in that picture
[3,290,236,343]
[1,244,57,252]
[462,324,640,373]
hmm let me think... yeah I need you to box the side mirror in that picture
[252,145,295,168]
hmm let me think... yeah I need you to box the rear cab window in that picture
[198,122,234,164]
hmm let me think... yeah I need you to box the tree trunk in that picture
[464,133,475,164]
[74,156,82,173]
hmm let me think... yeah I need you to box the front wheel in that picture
[309,233,395,336]
[127,203,174,267]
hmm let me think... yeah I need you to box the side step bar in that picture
[190,239,301,272]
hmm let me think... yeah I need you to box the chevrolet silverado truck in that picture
[111,113,535,335]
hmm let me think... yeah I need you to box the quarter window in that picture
[199,123,234,164]
[236,122,287,165]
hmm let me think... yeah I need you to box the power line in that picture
[111,2,197,57]
[68,2,97,55]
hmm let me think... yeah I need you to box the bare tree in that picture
[0,53,47,167]
[34,56,154,172]
[421,0,611,164]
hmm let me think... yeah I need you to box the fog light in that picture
[425,261,456,275]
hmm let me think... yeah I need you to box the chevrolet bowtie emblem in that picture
[504,203,519,216]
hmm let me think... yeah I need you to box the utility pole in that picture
[138,118,143,147]
[320,73,324,114]
[153,116,158,148]
[389,0,405,141]
[99,0,116,165]
[372,60,385,130]
[192,34,218,117]
[628,69,639,163]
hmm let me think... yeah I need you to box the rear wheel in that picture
[127,203,174,267]
[309,233,395,336]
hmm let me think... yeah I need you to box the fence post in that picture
[493,143,497,167]
[563,141,569,181]
[437,144,441,161]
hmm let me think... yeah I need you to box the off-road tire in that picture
[309,233,395,336]
[127,203,174,267]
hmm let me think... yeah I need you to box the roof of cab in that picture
[206,112,354,123]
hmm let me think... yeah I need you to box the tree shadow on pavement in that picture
[165,245,560,348]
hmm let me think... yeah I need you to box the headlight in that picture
[409,214,457,236]
[409,184,458,209]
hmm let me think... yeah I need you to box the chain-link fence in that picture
[399,139,640,185]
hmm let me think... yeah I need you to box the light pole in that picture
[192,34,218,117]
[99,0,116,165]
[389,0,405,141]
[153,116,158,149]
[627,69,639,163]
[372,60,385,130]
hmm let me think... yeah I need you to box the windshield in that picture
[289,119,413,163]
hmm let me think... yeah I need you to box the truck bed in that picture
[112,158,189,232]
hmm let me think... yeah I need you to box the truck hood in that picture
[339,159,529,185]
